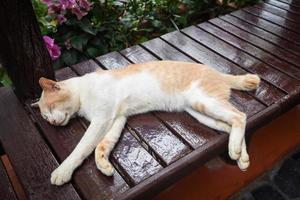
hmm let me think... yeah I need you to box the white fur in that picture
[45,70,250,185]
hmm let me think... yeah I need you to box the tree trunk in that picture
[0,0,55,101]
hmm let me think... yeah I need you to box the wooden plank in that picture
[276,0,300,7]
[141,40,195,63]
[231,10,300,45]
[0,159,17,200]
[265,0,300,14]
[256,3,300,22]
[71,59,101,76]
[118,134,228,200]
[111,128,163,185]
[55,67,77,80]
[142,38,266,116]
[120,45,160,63]
[243,6,300,34]
[154,112,221,149]
[27,67,130,200]
[121,45,221,149]
[220,14,300,57]
[157,33,285,107]
[203,20,300,76]
[69,62,165,185]
[179,26,300,93]
[127,114,191,165]
[71,59,100,75]
[0,87,80,200]
[96,51,131,70]
[96,52,192,164]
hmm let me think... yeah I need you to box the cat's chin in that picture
[51,114,70,126]
[59,115,70,126]
[59,120,69,126]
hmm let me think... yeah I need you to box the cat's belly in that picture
[122,92,186,116]
[116,71,188,116]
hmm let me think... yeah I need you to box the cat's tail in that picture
[222,73,260,91]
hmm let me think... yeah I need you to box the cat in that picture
[31,61,260,186]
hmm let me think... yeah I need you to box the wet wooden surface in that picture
[0,159,17,200]
[0,87,81,200]
[1,0,300,199]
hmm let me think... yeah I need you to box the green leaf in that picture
[70,34,90,51]
[86,47,102,57]
[152,20,162,28]
[53,58,64,70]
[89,37,103,47]
[62,50,78,65]
[64,18,78,26]
[78,18,98,35]
[137,36,149,43]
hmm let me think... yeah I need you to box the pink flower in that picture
[47,3,62,15]
[78,0,93,11]
[43,0,93,22]
[41,0,53,6]
[60,0,76,9]
[57,14,67,24]
[71,5,87,20]
[43,36,61,60]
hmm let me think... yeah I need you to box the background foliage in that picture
[0,0,259,86]
[32,0,259,69]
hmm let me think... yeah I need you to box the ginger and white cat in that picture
[31,61,260,186]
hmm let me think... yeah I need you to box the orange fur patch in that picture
[110,64,142,79]
[192,103,205,113]
[39,84,71,111]
[105,61,231,100]
[95,140,112,159]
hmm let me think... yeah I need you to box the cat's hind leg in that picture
[95,116,127,176]
[189,97,248,169]
[237,138,250,171]
[187,103,250,170]
[185,107,231,133]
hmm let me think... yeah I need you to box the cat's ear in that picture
[39,77,60,92]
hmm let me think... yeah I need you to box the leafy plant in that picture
[31,0,258,69]
[1,0,258,86]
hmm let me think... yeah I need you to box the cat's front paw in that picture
[51,165,73,186]
[96,158,115,176]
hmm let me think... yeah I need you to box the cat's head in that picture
[31,77,79,126]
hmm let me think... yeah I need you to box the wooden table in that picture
[1,0,300,199]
